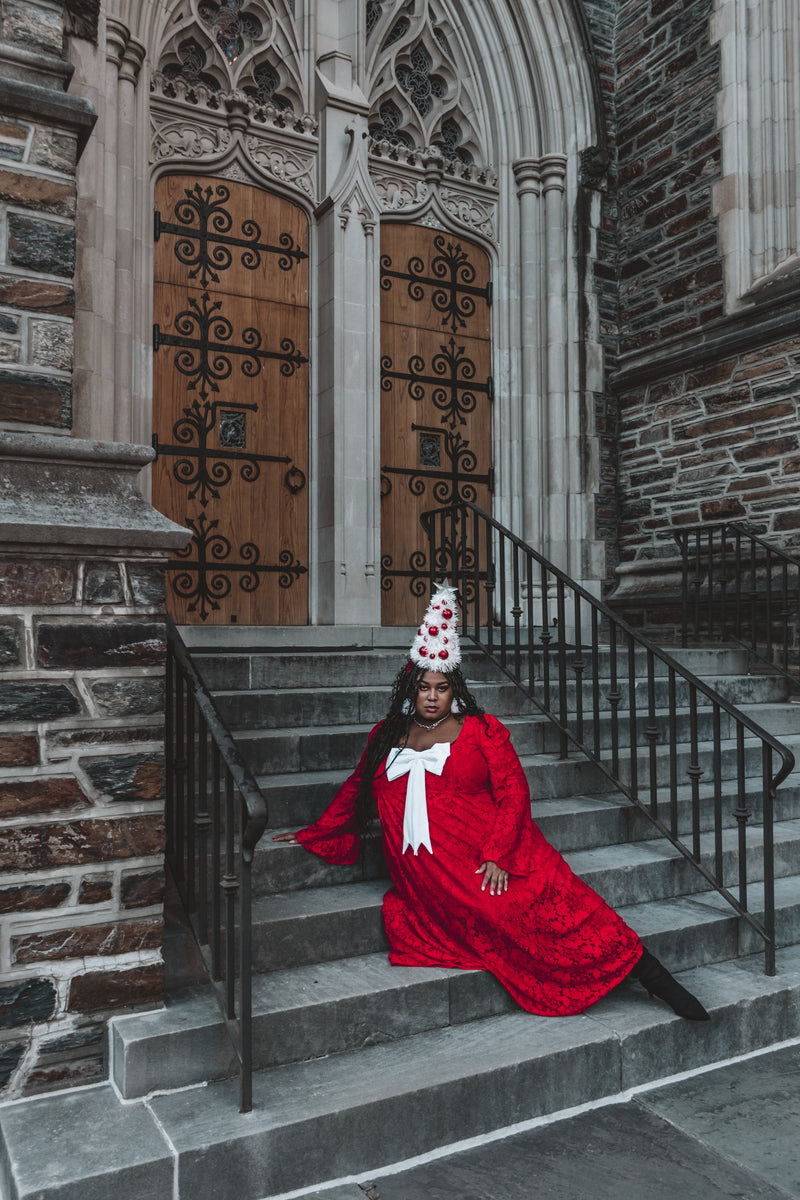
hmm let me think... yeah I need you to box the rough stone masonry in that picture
[0,434,188,1097]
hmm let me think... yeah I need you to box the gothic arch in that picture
[363,0,603,587]
[70,0,607,620]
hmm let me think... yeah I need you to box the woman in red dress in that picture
[276,587,709,1021]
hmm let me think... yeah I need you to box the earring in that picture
[401,698,413,714]
[450,697,462,714]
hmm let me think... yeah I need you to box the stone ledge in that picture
[0,432,191,554]
[610,287,800,393]
[0,74,96,155]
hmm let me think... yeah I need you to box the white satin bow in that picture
[386,742,451,856]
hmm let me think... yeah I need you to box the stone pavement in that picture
[301,1043,800,1200]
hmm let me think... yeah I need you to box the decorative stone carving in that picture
[149,66,318,202]
[372,169,429,212]
[438,186,495,240]
[370,145,498,241]
[151,115,233,161]
[245,135,315,199]
[155,0,307,118]
[366,0,487,168]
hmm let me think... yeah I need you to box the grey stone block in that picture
[0,1084,173,1200]
[0,681,81,721]
[0,978,57,1029]
[0,1040,25,1088]
[83,562,123,604]
[7,213,75,277]
[149,1012,620,1200]
[251,880,389,972]
[89,678,165,717]
[641,1042,800,1197]
[126,564,166,606]
[369,1102,791,1200]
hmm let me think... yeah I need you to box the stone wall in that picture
[580,0,800,597]
[0,433,188,1098]
[612,336,800,604]
[613,0,723,356]
[0,0,95,431]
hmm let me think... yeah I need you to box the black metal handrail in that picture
[165,617,268,1111]
[674,523,800,692]
[421,502,796,975]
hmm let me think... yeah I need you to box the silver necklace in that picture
[412,712,450,731]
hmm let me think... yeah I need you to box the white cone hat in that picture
[409,582,461,671]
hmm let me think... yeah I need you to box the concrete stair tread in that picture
[252,877,389,923]
[138,948,800,1200]
[251,816,800,916]
[12,949,800,1200]
[210,673,786,699]
[249,820,800,939]
[232,714,548,741]
[111,877,800,1095]
[0,1082,175,1200]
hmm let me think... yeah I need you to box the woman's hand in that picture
[476,860,509,896]
[273,831,300,844]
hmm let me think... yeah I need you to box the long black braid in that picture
[355,661,485,832]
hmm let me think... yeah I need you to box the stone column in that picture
[313,49,382,624]
[541,154,570,573]
[512,159,544,556]
[108,21,145,445]
[0,433,189,1100]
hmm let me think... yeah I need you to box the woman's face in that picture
[415,670,454,722]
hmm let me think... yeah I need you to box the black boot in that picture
[629,949,710,1021]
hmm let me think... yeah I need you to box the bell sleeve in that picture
[477,714,545,875]
[295,724,383,865]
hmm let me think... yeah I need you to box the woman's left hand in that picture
[476,860,509,896]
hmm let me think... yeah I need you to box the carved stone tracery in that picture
[365,0,498,240]
[366,0,485,167]
[150,0,317,202]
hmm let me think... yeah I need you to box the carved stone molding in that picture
[437,186,495,240]
[150,71,318,202]
[370,145,498,242]
[245,133,315,199]
[151,114,233,162]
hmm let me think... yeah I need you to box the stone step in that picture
[525,671,790,712]
[254,729,800,831]
[7,948,800,1200]
[214,680,534,730]
[194,645,501,692]
[192,642,755,696]
[487,643,753,680]
[110,877,800,1099]
[253,780,800,894]
[181,624,418,651]
[246,820,800,973]
[108,950,800,1199]
[234,714,799,778]
[211,673,792,732]
[536,702,800,755]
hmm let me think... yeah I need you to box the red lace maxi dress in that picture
[296,713,643,1016]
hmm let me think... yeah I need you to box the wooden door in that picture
[380,224,493,625]
[152,175,309,624]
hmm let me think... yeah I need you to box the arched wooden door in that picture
[152,175,309,624]
[380,224,493,625]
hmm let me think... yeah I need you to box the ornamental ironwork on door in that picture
[380,223,493,625]
[152,175,309,624]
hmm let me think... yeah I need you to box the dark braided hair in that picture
[355,661,485,832]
